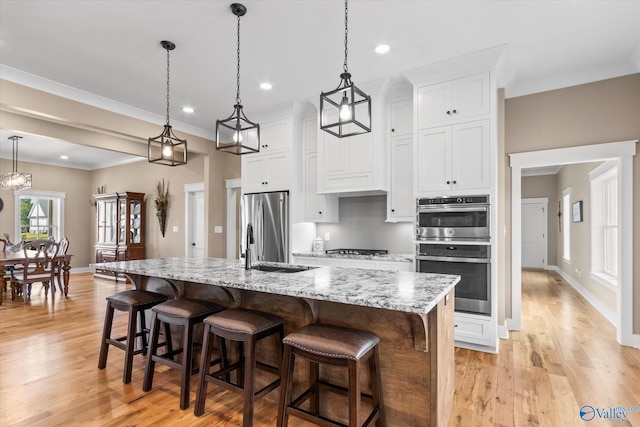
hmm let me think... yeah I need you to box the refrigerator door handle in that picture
[257,198,264,261]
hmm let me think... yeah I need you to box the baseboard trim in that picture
[547,266,617,327]
[71,267,93,274]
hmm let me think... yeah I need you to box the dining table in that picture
[0,250,73,304]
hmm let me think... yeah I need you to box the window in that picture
[14,190,65,242]
[590,162,618,288]
[562,188,571,262]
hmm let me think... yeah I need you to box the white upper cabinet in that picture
[388,138,414,220]
[242,116,296,194]
[259,118,290,152]
[389,98,413,138]
[387,95,414,222]
[302,117,338,223]
[415,119,490,195]
[416,72,490,129]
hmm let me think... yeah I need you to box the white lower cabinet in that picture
[293,256,412,272]
[454,312,493,347]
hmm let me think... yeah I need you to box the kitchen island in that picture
[94,257,459,426]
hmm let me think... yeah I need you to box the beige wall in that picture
[0,160,93,268]
[504,73,640,332]
[521,174,559,265]
[90,154,206,260]
[0,79,241,265]
[555,162,616,313]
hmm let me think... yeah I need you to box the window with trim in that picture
[590,162,618,288]
[14,190,65,242]
[562,188,571,262]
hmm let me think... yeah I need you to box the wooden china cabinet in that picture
[94,192,145,281]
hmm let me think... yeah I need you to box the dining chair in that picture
[10,239,60,300]
[54,237,69,292]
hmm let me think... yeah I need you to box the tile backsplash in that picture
[316,196,414,253]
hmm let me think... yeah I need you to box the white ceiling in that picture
[1,0,639,169]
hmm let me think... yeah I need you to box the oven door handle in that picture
[417,205,488,213]
[416,255,490,264]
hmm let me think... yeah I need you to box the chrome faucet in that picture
[245,223,254,270]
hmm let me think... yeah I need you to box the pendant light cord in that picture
[165,46,171,126]
[343,0,349,74]
[236,13,242,105]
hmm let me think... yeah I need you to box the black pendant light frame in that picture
[320,0,371,138]
[148,40,188,166]
[216,3,260,155]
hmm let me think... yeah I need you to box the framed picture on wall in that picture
[572,200,583,222]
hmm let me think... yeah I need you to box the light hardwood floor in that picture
[0,271,638,426]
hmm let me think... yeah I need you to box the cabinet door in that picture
[415,127,451,194]
[450,120,490,190]
[264,152,291,191]
[303,118,318,152]
[242,156,269,193]
[390,98,413,138]
[451,73,490,121]
[260,118,290,152]
[389,138,414,220]
[304,152,323,221]
[416,81,450,128]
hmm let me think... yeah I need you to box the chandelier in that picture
[148,40,188,166]
[0,135,32,190]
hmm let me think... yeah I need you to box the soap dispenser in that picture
[312,236,324,253]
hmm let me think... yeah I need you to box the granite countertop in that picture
[93,257,458,315]
[292,252,414,263]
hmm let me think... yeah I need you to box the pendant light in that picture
[148,40,188,166]
[0,135,32,190]
[320,0,371,138]
[216,3,260,155]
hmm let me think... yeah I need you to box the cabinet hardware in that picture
[391,128,395,132]
[319,211,322,214]
[446,110,451,115]
[452,180,457,184]
[446,181,451,184]
[452,109,457,114]
[391,209,395,212]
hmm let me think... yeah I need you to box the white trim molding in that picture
[509,140,637,347]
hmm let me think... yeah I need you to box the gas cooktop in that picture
[325,249,389,256]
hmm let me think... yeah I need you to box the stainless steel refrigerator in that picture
[241,191,289,264]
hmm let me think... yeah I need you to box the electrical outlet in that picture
[172,226,179,232]
[324,231,331,242]
[214,226,223,234]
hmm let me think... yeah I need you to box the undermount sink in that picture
[250,264,317,273]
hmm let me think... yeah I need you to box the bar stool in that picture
[143,298,224,409]
[277,324,385,427]
[98,289,169,384]
[194,308,285,426]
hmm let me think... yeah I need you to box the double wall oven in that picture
[415,196,491,315]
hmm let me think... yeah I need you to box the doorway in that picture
[510,140,636,346]
[521,198,548,269]
[184,183,205,257]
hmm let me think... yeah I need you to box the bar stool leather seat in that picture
[194,308,285,427]
[277,324,385,427]
[98,289,169,384]
[143,298,225,410]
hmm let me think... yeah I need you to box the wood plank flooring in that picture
[1,271,639,426]
[450,269,640,427]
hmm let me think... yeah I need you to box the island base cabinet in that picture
[125,276,455,426]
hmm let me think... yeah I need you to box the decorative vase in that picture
[156,211,167,237]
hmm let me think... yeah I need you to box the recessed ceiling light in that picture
[375,44,390,54]
[182,107,194,113]
[260,82,273,90]
[60,155,69,160]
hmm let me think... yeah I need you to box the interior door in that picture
[521,199,548,269]
[187,190,205,257]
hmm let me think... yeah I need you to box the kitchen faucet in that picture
[245,223,254,270]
